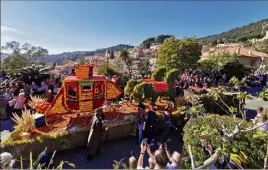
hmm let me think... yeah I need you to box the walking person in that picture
[136,102,146,145]
[86,107,108,161]
[145,102,158,146]
[159,105,177,145]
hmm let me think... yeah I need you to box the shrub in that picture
[151,66,166,81]
[132,82,158,103]
[183,114,267,169]
[124,79,138,95]
[258,88,268,101]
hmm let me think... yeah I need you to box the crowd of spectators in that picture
[0,76,61,119]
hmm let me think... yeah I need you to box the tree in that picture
[258,88,268,101]
[183,78,268,169]
[164,68,180,103]
[119,48,133,78]
[256,39,268,53]
[157,37,202,72]
[2,41,48,73]
[96,63,119,77]
[137,60,151,77]
[211,40,218,46]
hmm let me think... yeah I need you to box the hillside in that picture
[40,44,134,63]
[198,19,268,44]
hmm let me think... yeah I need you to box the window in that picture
[68,87,77,98]
[82,85,92,91]
[250,59,256,67]
[95,84,104,98]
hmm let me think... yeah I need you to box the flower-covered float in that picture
[1,65,138,156]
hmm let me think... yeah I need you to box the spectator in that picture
[154,146,169,169]
[257,114,268,131]
[164,143,183,169]
[137,140,147,169]
[145,103,158,146]
[0,152,15,169]
[129,156,137,169]
[39,81,48,95]
[10,89,26,116]
[159,105,177,145]
[136,102,146,145]
[31,81,38,96]
[147,157,156,169]
[252,106,264,124]
[46,90,54,103]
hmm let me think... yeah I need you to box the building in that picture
[201,46,268,68]
[149,58,157,72]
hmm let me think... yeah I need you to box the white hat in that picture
[1,152,15,169]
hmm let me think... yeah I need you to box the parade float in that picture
[1,65,186,157]
[1,65,136,156]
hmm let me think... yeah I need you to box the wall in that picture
[238,56,261,67]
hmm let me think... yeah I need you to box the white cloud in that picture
[1,25,31,35]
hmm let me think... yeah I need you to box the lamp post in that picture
[105,50,110,76]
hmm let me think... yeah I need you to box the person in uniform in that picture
[86,107,107,161]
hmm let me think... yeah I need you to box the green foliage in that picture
[255,39,268,54]
[177,104,205,118]
[183,115,267,168]
[203,52,250,79]
[119,48,133,77]
[198,59,218,71]
[164,68,179,85]
[133,82,145,102]
[258,88,268,101]
[18,148,75,169]
[198,19,268,44]
[237,33,265,42]
[206,52,237,69]
[137,60,151,77]
[157,37,202,72]
[124,79,138,95]
[164,68,180,100]
[2,64,50,86]
[151,66,166,81]
[132,82,158,103]
[222,60,250,79]
[96,63,119,76]
[141,35,172,48]
[2,41,48,72]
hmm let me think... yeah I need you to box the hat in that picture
[95,107,103,114]
[138,102,146,110]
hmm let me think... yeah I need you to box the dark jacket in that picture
[87,114,105,155]
[146,110,158,128]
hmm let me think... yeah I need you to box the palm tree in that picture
[119,48,133,78]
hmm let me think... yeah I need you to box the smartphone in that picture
[142,138,147,146]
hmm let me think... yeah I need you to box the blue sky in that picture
[1,1,268,54]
